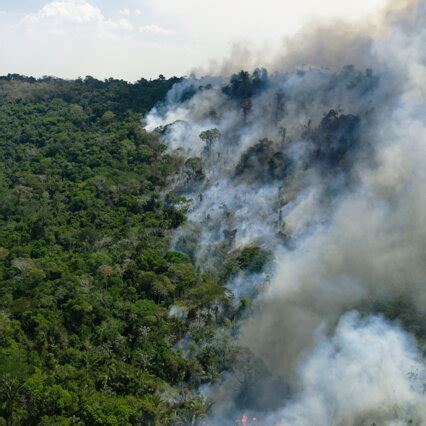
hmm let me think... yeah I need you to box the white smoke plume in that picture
[265,312,426,425]
[146,0,426,423]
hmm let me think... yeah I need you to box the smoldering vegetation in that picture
[146,0,426,424]
[148,65,382,270]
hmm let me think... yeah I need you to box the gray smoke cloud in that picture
[147,66,385,271]
[264,312,426,425]
[146,0,426,423]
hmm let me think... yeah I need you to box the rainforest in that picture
[1,0,426,425]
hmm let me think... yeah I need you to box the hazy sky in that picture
[0,0,386,81]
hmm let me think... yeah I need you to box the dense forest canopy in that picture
[0,74,243,425]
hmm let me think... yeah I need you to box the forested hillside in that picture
[0,75,235,425]
[2,65,426,426]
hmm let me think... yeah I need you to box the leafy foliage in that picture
[0,75,234,425]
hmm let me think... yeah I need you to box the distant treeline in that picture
[0,73,182,118]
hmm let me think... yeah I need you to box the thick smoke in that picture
[146,0,426,424]
[147,66,383,272]
[265,312,426,425]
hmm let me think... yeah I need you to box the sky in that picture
[0,0,387,81]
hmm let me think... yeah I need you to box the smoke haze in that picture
[147,0,426,423]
